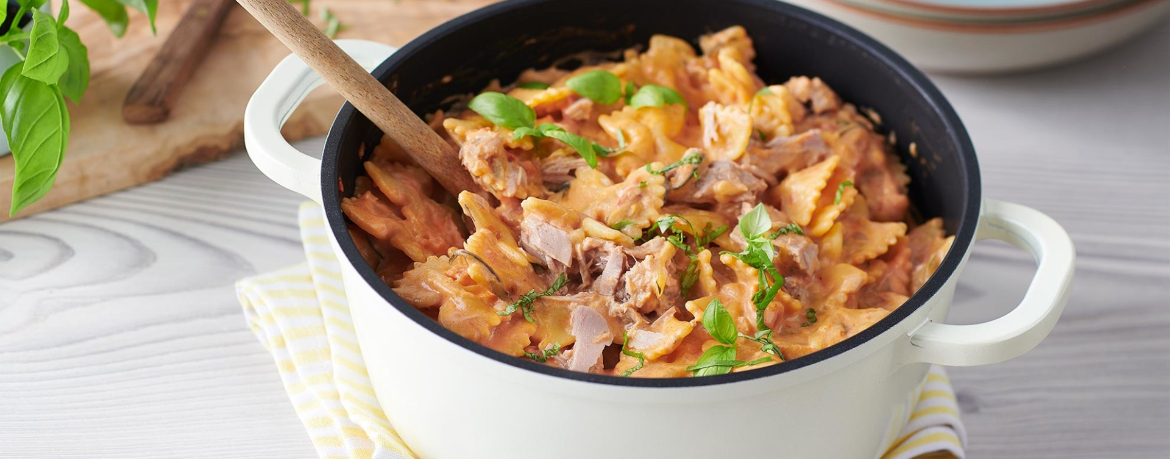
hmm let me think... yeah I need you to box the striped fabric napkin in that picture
[237,202,967,459]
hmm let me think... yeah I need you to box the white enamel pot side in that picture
[244,41,1077,459]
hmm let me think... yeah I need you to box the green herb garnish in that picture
[757,129,767,142]
[512,122,600,168]
[834,180,853,205]
[468,91,535,130]
[638,181,648,188]
[801,308,817,327]
[565,69,622,105]
[628,84,686,109]
[497,274,568,322]
[623,81,637,104]
[610,220,637,231]
[517,81,550,90]
[722,204,786,332]
[756,87,773,96]
[740,330,783,359]
[696,222,729,247]
[685,299,774,376]
[524,342,561,362]
[645,150,703,176]
[703,298,737,345]
[620,332,645,377]
[5,0,161,215]
[767,223,804,239]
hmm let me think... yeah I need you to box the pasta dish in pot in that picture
[341,26,953,377]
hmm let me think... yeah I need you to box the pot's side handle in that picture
[244,39,398,203]
[906,199,1075,366]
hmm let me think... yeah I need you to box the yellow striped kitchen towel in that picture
[237,202,967,459]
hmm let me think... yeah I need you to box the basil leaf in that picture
[801,307,818,327]
[22,9,68,85]
[623,81,636,104]
[756,87,773,96]
[468,92,535,130]
[2,66,70,215]
[56,26,89,103]
[58,0,70,23]
[543,128,598,168]
[517,81,550,90]
[628,84,685,109]
[702,298,737,345]
[688,345,737,376]
[696,223,729,247]
[115,0,157,34]
[738,203,771,240]
[610,220,637,231]
[565,69,622,105]
[78,0,129,37]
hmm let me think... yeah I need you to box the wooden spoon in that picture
[234,0,481,197]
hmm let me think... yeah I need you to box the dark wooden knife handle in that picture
[122,0,235,125]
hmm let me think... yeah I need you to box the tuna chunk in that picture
[567,306,612,373]
[460,128,546,199]
[740,129,831,181]
[667,160,767,213]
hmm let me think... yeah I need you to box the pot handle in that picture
[906,199,1075,366]
[243,39,398,203]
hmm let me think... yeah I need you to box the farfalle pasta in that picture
[342,27,953,377]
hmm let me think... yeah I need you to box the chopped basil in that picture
[628,84,686,109]
[517,81,550,90]
[623,81,637,104]
[620,332,646,377]
[468,92,535,130]
[645,150,703,176]
[524,342,561,362]
[638,181,648,189]
[767,223,804,239]
[801,308,818,327]
[610,220,637,231]
[740,330,783,360]
[835,180,854,205]
[497,274,568,322]
[696,222,729,247]
[757,129,767,141]
[566,69,623,105]
[756,87,773,96]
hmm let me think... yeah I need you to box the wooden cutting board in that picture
[0,0,497,222]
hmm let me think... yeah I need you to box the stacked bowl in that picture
[786,0,1169,73]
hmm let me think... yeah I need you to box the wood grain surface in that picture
[0,19,1167,459]
[0,0,493,222]
[122,0,237,124]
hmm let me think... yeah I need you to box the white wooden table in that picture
[2,22,1167,459]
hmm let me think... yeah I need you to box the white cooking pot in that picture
[242,1,1075,457]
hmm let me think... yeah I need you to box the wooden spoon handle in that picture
[123,0,236,124]
[234,0,480,197]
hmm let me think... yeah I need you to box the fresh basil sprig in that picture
[628,84,685,109]
[517,81,550,90]
[610,220,637,231]
[497,273,568,322]
[686,298,771,376]
[722,204,786,333]
[4,0,158,215]
[468,92,604,168]
[739,330,783,359]
[565,69,622,105]
[767,223,804,238]
[644,214,726,296]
